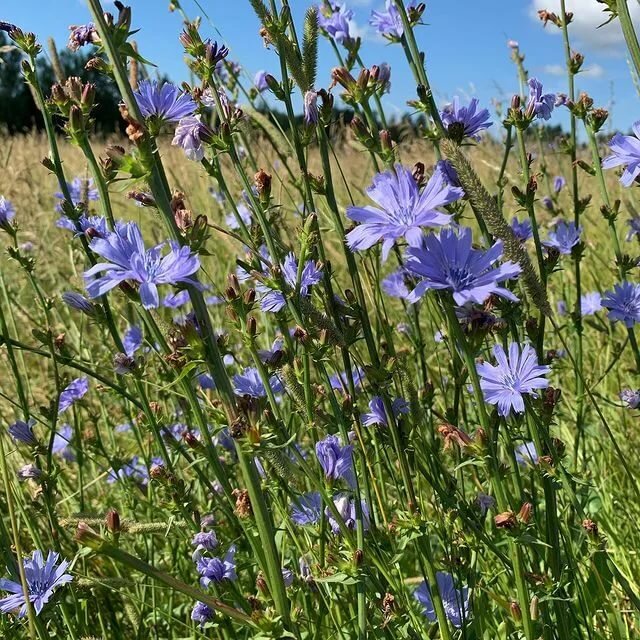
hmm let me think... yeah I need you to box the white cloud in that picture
[542,62,604,78]
[530,0,640,52]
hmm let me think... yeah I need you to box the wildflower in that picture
[542,196,554,210]
[282,568,294,588]
[405,227,521,305]
[620,389,640,409]
[84,222,200,309]
[511,217,532,242]
[553,176,566,193]
[370,1,404,39]
[477,343,550,416]
[67,23,97,51]
[254,70,269,92]
[361,396,409,426]
[107,456,160,486]
[197,546,237,586]
[304,90,319,125]
[414,572,470,628]
[58,377,89,413]
[191,602,214,627]
[225,203,252,230]
[0,196,15,226]
[526,77,555,120]
[0,550,73,617]
[62,291,96,316]
[8,419,38,446]
[318,3,354,45]
[258,253,322,313]
[602,121,640,187]
[440,97,493,142]
[52,425,74,461]
[476,493,496,515]
[315,434,355,487]
[626,216,640,241]
[542,221,582,255]
[556,300,567,316]
[17,464,41,480]
[56,214,111,237]
[258,337,285,363]
[382,269,411,299]
[133,80,196,124]
[580,292,602,316]
[123,325,143,357]
[602,281,640,327]
[55,177,99,213]
[346,164,461,261]
[515,441,539,466]
[375,62,392,92]
[326,494,370,534]
[291,492,323,526]
[435,159,461,188]
[162,290,191,308]
[172,115,209,161]
[232,367,284,398]
[330,366,365,392]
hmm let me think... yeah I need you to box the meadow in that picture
[0,1,640,638]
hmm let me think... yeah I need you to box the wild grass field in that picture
[1,1,640,639]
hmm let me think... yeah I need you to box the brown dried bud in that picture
[256,572,268,594]
[517,502,533,524]
[105,508,121,534]
[254,169,272,198]
[54,333,66,350]
[382,592,396,619]
[127,190,155,207]
[379,129,393,151]
[582,519,599,537]
[233,488,253,518]
[510,600,522,621]
[174,208,192,231]
[183,431,200,449]
[537,10,560,27]
[494,511,517,529]
[243,288,256,305]
[247,316,257,337]
[229,416,248,439]
[437,423,472,449]
[353,548,363,566]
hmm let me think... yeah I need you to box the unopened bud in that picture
[106,508,121,534]
[517,502,533,524]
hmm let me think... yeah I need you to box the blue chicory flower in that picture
[232,367,284,398]
[225,202,252,230]
[291,492,323,526]
[405,226,521,306]
[620,389,640,409]
[318,2,354,45]
[0,550,73,617]
[326,494,370,534]
[602,121,640,187]
[55,177,99,213]
[361,396,409,426]
[476,343,550,417]
[329,366,366,392]
[123,325,143,357]
[191,602,214,627]
[580,292,602,316]
[414,572,470,628]
[553,176,566,193]
[258,252,322,312]
[133,80,196,124]
[602,281,640,327]
[304,90,319,126]
[0,196,15,226]
[254,70,269,92]
[84,222,200,309]
[8,419,37,446]
[440,97,493,142]
[197,546,237,586]
[370,0,405,39]
[626,216,640,241]
[542,221,582,255]
[172,115,209,161]
[52,424,75,461]
[382,269,411,299]
[346,164,461,261]
[315,434,355,487]
[526,77,555,120]
[62,291,96,316]
[511,217,532,242]
[58,377,89,413]
[515,441,539,466]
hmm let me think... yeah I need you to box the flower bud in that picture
[494,511,517,529]
[517,502,533,524]
[510,601,522,621]
[106,508,121,534]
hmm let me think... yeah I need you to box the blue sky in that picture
[4,0,639,132]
